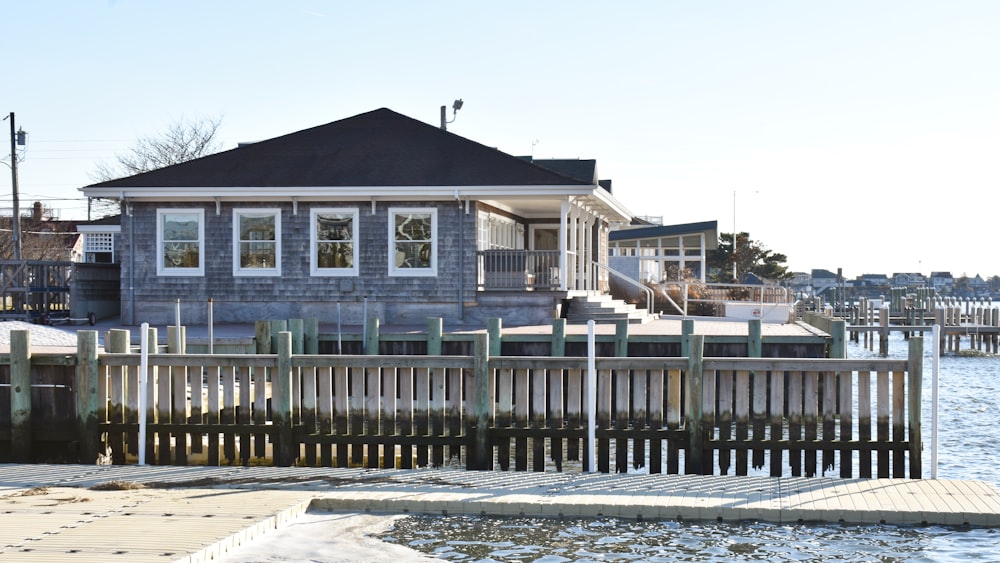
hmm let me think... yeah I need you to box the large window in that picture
[389,208,436,276]
[157,209,204,276]
[233,209,281,276]
[311,208,358,276]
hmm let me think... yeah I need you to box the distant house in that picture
[80,108,634,327]
[810,269,839,296]
[857,274,890,287]
[892,272,926,288]
[929,271,954,293]
[607,220,718,283]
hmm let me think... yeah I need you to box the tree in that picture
[88,117,223,218]
[708,231,792,283]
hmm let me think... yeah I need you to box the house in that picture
[929,271,954,294]
[80,108,634,327]
[891,272,926,288]
[810,269,840,296]
[608,220,718,284]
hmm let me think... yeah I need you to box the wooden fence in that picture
[2,330,923,478]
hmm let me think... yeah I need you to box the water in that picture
[378,331,1000,562]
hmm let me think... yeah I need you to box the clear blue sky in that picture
[5,1,999,279]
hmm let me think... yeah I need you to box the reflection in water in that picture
[381,514,998,562]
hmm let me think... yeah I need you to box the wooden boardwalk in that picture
[0,464,997,562]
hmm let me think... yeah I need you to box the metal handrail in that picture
[592,261,654,316]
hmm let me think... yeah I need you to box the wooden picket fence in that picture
[84,332,925,478]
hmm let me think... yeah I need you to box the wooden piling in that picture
[10,331,31,463]
[75,331,100,464]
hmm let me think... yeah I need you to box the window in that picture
[157,209,204,276]
[233,209,281,276]
[389,208,436,276]
[83,232,115,263]
[311,208,358,276]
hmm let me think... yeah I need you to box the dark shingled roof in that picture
[87,108,590,189]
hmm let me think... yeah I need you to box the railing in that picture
[1,329,923,478]
[477,249,561,291]
[658,281,793,318]
[592,261,654,316]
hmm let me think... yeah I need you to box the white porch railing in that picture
[477,250,561,291]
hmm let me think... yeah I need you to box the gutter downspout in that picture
[456,191,464,321]
[126,194,135,325]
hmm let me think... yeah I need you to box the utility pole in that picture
[7,112,22,260]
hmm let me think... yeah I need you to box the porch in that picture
[476,249,606,292]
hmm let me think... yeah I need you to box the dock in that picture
[0,464,998,561]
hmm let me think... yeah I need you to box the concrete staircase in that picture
[564,294,655,324]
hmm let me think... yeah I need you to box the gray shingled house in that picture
[81,108,634,327]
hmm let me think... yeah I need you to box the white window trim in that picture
[232,208,282,277]
[310,207,359,277]
[157,208,205,277]
[388,207,437,277]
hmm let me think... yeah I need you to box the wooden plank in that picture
[447,367,463,462]
[787,371,803,477]
[207,365,220,466]
[648,368,663,474]
[189,363,203,456]
[666,368,681,474]
[892,369,906,478]
[751,370,767,471]
[413,367,429,467]
[350,366,365,466]
[717,370,733,475]
[822,371,836,475]
[514,368,529,471]
[631,369,647,471]
[318,366,333,466]
[365,366,380,468]
[496,367,513,470]
[876,370,890,478]
[858,370,873,478]
[566,368,582,462]
[238,366,251,466]
[803,370,818,477]
[222,366,236,464]
[548,368,564,472]
[253,365,267,458]
[614,368,630,473]
[700,365,715,475]
[597,368,612,473]
[531,367,547,472]
[334,366,349,467]
[839,369,853,478]
[734,369,749,475]
[769,370,784,477]
[302,366,317,466]
[398,367,413,469]
[382,367,397,468]
[430,366,445,467]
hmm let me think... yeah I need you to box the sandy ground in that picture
[0,320,81,347]
[211,512,443,563]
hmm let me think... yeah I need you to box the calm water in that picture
[378,330,1000,562]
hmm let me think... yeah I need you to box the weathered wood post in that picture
[468,333,491,470]
[255,321,272,354]
[106,329,131,463]
[76,331,100,464]
[365,317,380,355]
[614,319,630,473]
[304,317,319,355]
[10,330,31,462]
[427,317,443,355]
[487,318,502,356]
[681,318,694,358]
[684,334,704,474]
[829,319,847,359]
[908,336,923,479]
[551,317,566,357]
[273,331,294,466]
[879,306,889,356]
[269,320,287,354]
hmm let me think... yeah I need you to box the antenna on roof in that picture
[440,99,463,131]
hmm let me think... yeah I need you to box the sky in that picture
[4,1,999,279]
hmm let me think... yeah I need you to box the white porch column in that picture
[580,213,594,291]
[569,204,580,291]
[559,200,569,291]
